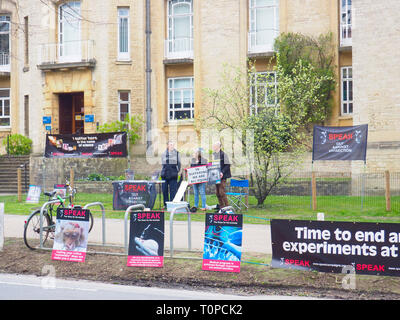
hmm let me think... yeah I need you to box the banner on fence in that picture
[26,185,41,204]
[202,213,243,273]
[271,219,400,276]
[112,181,157,210]
[44,132,127,158]
[127,211,165,267]
[312,125,368,161]
[52,207,90,263]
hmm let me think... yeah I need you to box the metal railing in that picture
[0,52,10,72]
[340,24,352,47]
[164,37,193,60]
[38,39,95,65]
[248,29,278,54]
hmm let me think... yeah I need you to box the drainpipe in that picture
[145,0,152,155]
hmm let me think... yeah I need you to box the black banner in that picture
[127,211,164,267]
[312,125,368,161]
[44,132,127,158]
[271,219,400,276]
[112,181,157,210]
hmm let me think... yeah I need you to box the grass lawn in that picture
[1,192,399,224]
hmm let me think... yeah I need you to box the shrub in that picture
[2,134,32,155]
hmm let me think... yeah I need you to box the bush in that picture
[2,134,32,155]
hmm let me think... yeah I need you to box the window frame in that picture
[340,0,352,47]
[58,1,82,62]
[0,15,11,71]
[167,76,194,122]
[341,66,353,116]
[248,0,279,53]
[117,7,130,61]
[166,0,193,58]
[0,88,11,128]
[250,71,279,114]
[118,90,131,122]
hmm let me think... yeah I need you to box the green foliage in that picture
[2,134,32,155]
[97,114,144,145]
[274,32,336,129]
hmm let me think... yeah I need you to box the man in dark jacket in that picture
[161,141,181,207]
[212,141,231,209]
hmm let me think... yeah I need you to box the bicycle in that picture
[23,181,94,250]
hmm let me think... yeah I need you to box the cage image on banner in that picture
[202,213,243,273]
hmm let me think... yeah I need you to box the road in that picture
[0,273,312,301]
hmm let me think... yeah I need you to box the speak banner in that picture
[271,219,400,276]
[127,211,165,267]
[202,213,243,273]
[112,181,157,210]
[52,207,90,263]
[44,132,127,158]
[312,125,368,161]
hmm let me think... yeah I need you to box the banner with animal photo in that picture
[202,213,243,273]
[127,211,165,267]
[271,219,400,276]
[312,125,368,161]
[52,207,90,263]
[44,132,127,158]
[112,181,157,210]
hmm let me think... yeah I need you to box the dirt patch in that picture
[1,237,400,300]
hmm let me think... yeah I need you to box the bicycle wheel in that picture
[88,211,94,233]
[23,210,54,250]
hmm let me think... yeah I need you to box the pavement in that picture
[3,214,272,254]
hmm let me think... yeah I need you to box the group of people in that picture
[160,141,231,211]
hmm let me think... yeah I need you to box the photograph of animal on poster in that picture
[127,211,165,267]
[51,208,90,263]
[202,213,243,273]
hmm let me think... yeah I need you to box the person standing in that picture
[190,148,208,211]
[212,141,231,209]
[161,141,181,208]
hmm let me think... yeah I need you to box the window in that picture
[59,1,81,62]
[119,91,130,121]
[249,0,279,53]
[250,72,278,114]
[340,0,352,46]
[118,7,130,60]
[0,16,10,71]
[166,0,193,59]
[168,77,194,121]
[24,95,29,137]
[0,89,10,127]
[24,16,29,66]
[341,67,353,115]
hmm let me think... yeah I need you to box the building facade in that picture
[0,0,398,174]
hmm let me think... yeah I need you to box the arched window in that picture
[166,0,193,59]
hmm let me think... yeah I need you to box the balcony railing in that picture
[248,29,279,55]
[340,24,352,47]
[164,37,193,60]
[38,40,95,67]
[0,52,10,73]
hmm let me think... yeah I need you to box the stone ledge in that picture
[37,59,97,71]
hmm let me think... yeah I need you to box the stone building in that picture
[0,0,399,176]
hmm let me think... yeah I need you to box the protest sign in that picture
[185,165,208,185]
[112,181,157,210]
[44,132,127,158]
[271,219,400,276]
[312,125,368,161]
[52,207,90,262]
[202,213,243,273]
[127,211,164,267]
[207,161,221,185]
[26,185,41,204]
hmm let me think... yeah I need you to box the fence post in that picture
[385,170,391,212]
[70,168,74,188]
[17,168,22,202]
[312,172,317,210]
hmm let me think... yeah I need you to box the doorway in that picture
[58,92,84,134]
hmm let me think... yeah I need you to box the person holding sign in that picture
[212,141,231,209]
[160,141,181,208]
[190,148,208,212]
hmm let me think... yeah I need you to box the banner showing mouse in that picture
[202,213,243,273]
[52,207,90,262]
[127,211,165,267]
[271,219,400,276]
